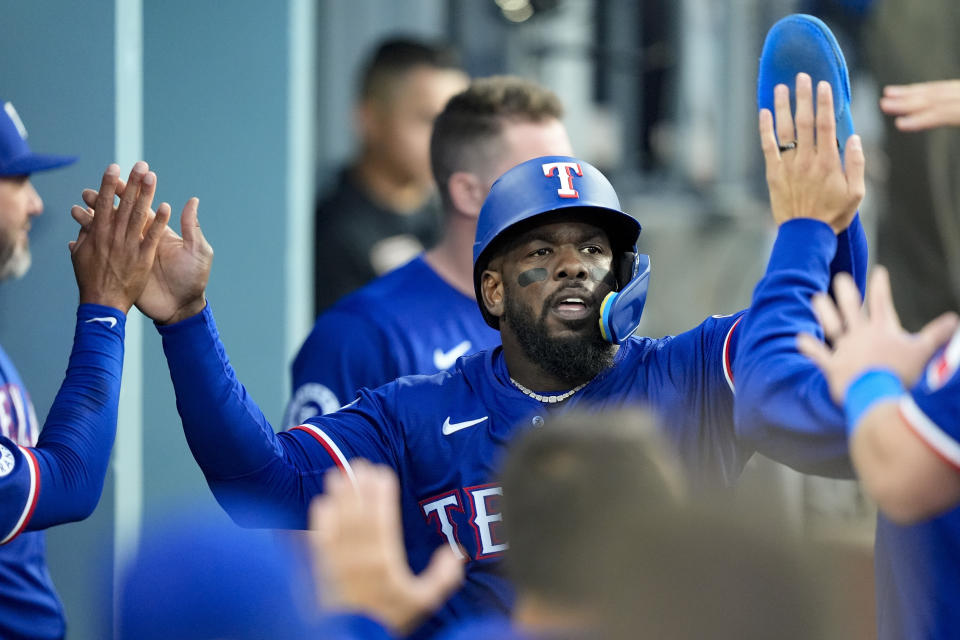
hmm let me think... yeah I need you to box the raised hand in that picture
[70,162,170,313]
[797,266,959,403]
[759,73,865,233]
[309,462,464,635]
[881,80,960,131]
[77,184,213,324]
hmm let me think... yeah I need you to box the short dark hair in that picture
[358,37,462,102]
[501,410,838,640]
[500,410,680,605]
[430,76,564,211]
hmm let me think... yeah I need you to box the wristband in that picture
[843,368,905,436]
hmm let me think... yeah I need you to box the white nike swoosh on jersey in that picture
[442,416,488,436]
[434,340,472,370]
[85,316,118,329]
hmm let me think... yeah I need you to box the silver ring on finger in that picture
[778,140,798,153]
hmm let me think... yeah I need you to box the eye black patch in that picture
[517,268,548,287]
[590,268,616,289]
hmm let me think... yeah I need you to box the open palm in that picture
[136,198,212,323]
[79,189,213,324]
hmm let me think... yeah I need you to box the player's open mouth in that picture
[551,294,595,321]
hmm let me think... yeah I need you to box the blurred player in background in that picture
[0,105,169,640]
[314,37,468,314]
[287,77,571,424]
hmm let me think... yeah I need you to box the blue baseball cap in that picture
[0,101,76,176]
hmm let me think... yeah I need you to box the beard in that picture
[0,234,30,281]
[503,286,616,386]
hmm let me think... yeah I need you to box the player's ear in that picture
[480,268,505,320]
[447,171,485,218]
[354,98,384,144]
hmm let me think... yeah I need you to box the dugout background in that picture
[0,1,876,637]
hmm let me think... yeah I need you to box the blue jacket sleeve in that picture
[159,304,398,529]
[829,213,868,295]
[19,304,126,533]
[286,310,397,427]
[733,219,854,477]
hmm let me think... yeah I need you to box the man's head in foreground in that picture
[501,410,839,640]
[0,101,75,281]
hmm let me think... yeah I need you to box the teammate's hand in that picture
[77,185,212,324]
[797,266,958,403]
[881,80,960,131]
[309,462,464,635]
[759,73,865,233]
[70,162,170,313]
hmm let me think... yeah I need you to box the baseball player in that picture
[0,119,169,640]
[799,266,960,638]
[286,77,569,425]
[79,61,866,636]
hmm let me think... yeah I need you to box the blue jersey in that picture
[874,327,960,640]
[286,256,500,425]
[159,217,863,639]
[0,340,63,640]
[0,305,126,640]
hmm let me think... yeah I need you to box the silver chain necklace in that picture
[509,377,587,404]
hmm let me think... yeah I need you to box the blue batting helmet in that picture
[472,156,650,343]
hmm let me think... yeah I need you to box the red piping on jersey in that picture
[898,405,960,473]
[6,447,41,543]
[290,425,352,478]
[723,316,743,390]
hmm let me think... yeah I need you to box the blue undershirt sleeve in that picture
[829,212,868,295]
[732,219,855,477]
[158,305,398,529]
[25,304,126,532]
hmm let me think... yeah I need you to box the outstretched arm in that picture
[77,190,400,529]
[733,74,867,475]
[880,80,960,132]
[799,267,960,523]
[3,163,169,541]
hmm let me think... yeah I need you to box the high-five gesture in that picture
[78,182,213,324]
[71,162,170,313]
[759,73,865,233]
[797,267,958,403]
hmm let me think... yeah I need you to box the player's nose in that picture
[553,245,587,280]
[25,180,43,217]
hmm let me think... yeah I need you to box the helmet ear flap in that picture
[617,251,638,290]
[599,253,650,344]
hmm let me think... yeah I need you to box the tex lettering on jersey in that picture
[0,384,38,447]
[420,483,507,560]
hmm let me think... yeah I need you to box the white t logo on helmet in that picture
[542,161,583,199]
